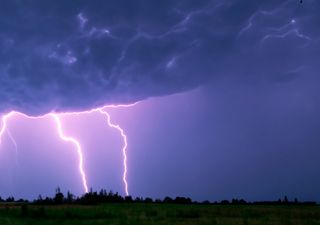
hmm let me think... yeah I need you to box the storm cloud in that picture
[0,0,318,115]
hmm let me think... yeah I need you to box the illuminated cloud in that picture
[0,0,318,115]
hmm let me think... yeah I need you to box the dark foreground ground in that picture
[0,203,319,225]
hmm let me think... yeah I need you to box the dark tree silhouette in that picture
[284,196,288,204]
[54,187,64,204]
[66,191,74,204]
[1,187,316,207]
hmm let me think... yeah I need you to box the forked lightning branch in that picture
[0,103,138,196]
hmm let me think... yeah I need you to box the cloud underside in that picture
[0,0,319,115]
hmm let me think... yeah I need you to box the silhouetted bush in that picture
[163,196,173,203]
[202,200,211,205]
[16,198,27,203]
[174,197,192,204]
[232,198,247,205]
[144,197,153,203]
[134,197,143,203]
[124,196,133,202]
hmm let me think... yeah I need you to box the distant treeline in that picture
[0,188,317,206]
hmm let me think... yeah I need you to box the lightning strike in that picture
[0,113,19,167]
[0,112,15,144]
[51,113,89,193]
[6,129,19,167]
[0,103,137,196]
[98,109,129,196]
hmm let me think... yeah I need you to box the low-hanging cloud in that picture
[0,0,318,115]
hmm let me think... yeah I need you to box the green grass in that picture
[0,203,319,225]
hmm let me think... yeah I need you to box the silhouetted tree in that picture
[163,196,173,203]
[6,196,14,202]
[284,196,288,204]
[54,187,64,204]
[231,198,246,205]
[220,200,229,204]
[37,195,43,202]
[174,197,192,204]
[66,191,74,204]
[135,197,143,203]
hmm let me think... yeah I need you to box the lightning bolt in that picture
[6,128,19,167]
[0,112,15,144]
[98,109,129,196]
[51,113,89,193]
[0,112,19,167]
[0,103,137,196]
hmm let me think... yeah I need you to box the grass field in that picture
[0,203,319,225]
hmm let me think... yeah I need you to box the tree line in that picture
[0,188,316,206]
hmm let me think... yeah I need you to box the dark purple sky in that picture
[0,0,320,201]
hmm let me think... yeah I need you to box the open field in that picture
[0,203,319,225]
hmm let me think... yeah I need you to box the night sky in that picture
[0,0,320,202]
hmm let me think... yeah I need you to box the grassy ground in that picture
[0,203,319,225]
